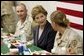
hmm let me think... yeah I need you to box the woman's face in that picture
[35,13,47,26]
[51,22,58,31]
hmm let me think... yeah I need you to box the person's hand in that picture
[31,51,40,55]
[27,42,32,47]
[67,47,76,55]
[11,40,20,47]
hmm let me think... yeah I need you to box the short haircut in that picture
[16,3,27,10]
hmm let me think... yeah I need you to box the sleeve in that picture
[67,35,83,55]
[14,22,20,36]
[23,21,33,41]
[46,29,56,52]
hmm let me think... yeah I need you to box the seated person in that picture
[14,3,32,42]
[30,5,56,52]
[50,10,83,55]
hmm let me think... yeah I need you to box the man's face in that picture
[35,13,47,26]
[16,5,27,20]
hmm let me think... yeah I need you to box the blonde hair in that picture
[50,10,69,28]
[31,5,47,20]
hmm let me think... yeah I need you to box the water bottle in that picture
[23,48,30,55]
[21,42,30,55]
[18,44,24,55]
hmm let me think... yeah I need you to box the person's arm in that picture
[14,22,20,36]
[24,21,33,41]
[67,35,83,55]
[46,30,56,52]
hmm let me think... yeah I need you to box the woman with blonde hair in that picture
[50,10,83,55]
[31,5,56,52]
